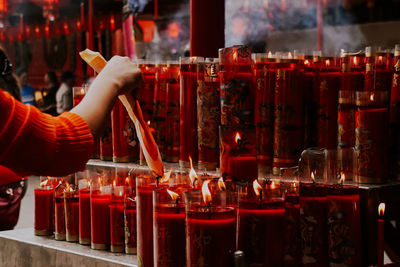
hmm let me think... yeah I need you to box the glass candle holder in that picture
[237,179,285,266]
[219,125,257,183]
[390,45,400,179]
[197,58,220,170]
[64,184,79,242]
[78,178,91,245]
[340,52,365,92]
[72,85,87,106]
[338,90,356,149]
[179,57,203,167]
[124,192,137,254]
[185,179,237,267]
[54,182,66,241]
[324,148,362,265]
[364,49,392,92]
[137,60,156,122]
[153,63,168,159]
[153,186,186,267]
[90,176,112,250]
[34,177,55,236]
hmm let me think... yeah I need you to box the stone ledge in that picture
[0,228,137,267]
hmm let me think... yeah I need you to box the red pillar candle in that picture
[179,57,203,167]
[390,45,400,178]
[197,58,220,170]
[317,58,341,149]
[340,52,365,92]
[138,61,156,123]
[253,54,276,175]
[72,86,86,106]
[165,62,180,163]
[153,63,168,159]
[273,58,305,175]
[111,99,139,163]
[338,90,356,148]
[355,91,389,183]
[54,183,66,241]
[219,45,255,126]
[219,126,257,183]
[364,48,392,92]
[327,179,361,265]
[90,185,112,250]
[140,122,156,166]
[237,179,285,266]
[34,179,54,236]
[100,115,113,161]
[377,203,385,267]
[185,180,236,267]
[78,183,91,245]
[110,183,125,253]
[153,188,186,267]
[124,195,137,254]
[64,185,79,242]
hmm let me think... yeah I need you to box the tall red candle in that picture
[110,184,125,253]
[338,90,356,148]
[237,180,285,266]
[165,62,180,163]
[364,49,392,92]
[340,52,365,92]
[153,188,186,267]
[64,188,79,242]
[389,46,400,178]
[79,187,91,245]
[138,61,156,122]
[180,57,202,167]
[100,115,113,161]
[124,195,137,254]
[34,182,54,236]
[90,187,111,250]
[54,186,66,241]
[303,57,318,149]
[153,63,168,159]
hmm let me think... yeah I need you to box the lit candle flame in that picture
[147,120,151,126]
[218,177,226,191]
[40,179,49,187]
[253,179,263,197]
[167,189,180,201]
[233,51,238,63]
[370,93,375,101]
[189,156,198,186]
[125,177,130,185]
[378,56,383,63]
[378,202,385,217]
[113,180,116,188]
[267,51,272,58]
[340,172,345,184]
[304,59,310,66]
[235,132,241,144]
[119,191,123,197]
[353,56,358,66]
[288,52,293,59]
[325,59,330,67]
[80,88,85,94]
[160,169,172,183]
[64,182,74,193]
[98,177,102,186]
[271,180,276,190]
[311,171,315,182]
[202,180,212,204]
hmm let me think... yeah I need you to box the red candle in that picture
[100,115,113,161]
[72,86,86,106]
[299,182,329,266]
[338,90,356,148]
[110,197,124,252]
[90,188,111,250]
[390,47,400,177]
[54,192,66,241]
[153,188,186,267]
[237,180,285,266]
[124,196,137,254]
[180,58,201,167]
[79,187,91,245]
[377,203,385,267]
[64,190,79,242]
[34,184,54,236]
[364,51,392,92]
[303,58,318,149]
[341,53,365,92]
[165,62,180,163]
[138,62,156,122]
[153,63,168,158]
[229,156,258,182]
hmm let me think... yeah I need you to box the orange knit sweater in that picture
[0,90,93,185]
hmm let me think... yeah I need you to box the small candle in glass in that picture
[110,179,126,253]
[54,182,66,241]
[78,178,91,245]
[124,194,137,254]
[72,85,87,106]
[34,177,55,236]
[64,183,79,242]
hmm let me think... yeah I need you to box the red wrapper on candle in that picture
[138,61,156,122]
[197,58,220,170]
[100,115,113,161]
[377,203,385,267]
[355,91,389,183]
[253,54,276,174]
[179,57,203,167]
[338,90,356,148]
[34,178,55,236]
[185,180,237,267]
[390,47,400,178]
[124,195,137,254]
[90,183,112,250]
[78,183,91,245]
[54,183,66,241]
[364,49,392,92]
[317,59,341,149]
[72,86,87,107]
[111,99,139,163]
[153,63,168,159]
[340,52,365,92]
[219,125,257,183]
[303,57,318,149]
[237,179,285,266]
[273,59,304,175]
[64,184,79,242]
[165,62,180,163]
[219,45,255,126]
[110,183,125,253]
[136,173,169,267]
[153,187,186,267]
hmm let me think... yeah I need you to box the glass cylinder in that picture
[340,51,365,92]
[165,61,180,163]
[219,125,257,183]
[153,63,168,159]
[273,59,305,175]
[34,177,55,236]
[197,58,220,170]
[185,179,237,267]
[64,184,79,242]
[153,187,186,267]
[390,44,400,179]
[338,90,356,148]
[54,182,66,241]
[72,85,87,107]
[137,60,156,122]
[110,180,127,253]
[325,148,361,265]
[78,178,91,245]
[237,179,285,266]
[124,191,137,254]
[364,48,392,92]
[179,57,203,167]
[355,91,389,183]
[100,115,113,161]
[253,53,276,175]
[303,56,318,150]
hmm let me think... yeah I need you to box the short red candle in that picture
[90,190,111,250]
[34,187,54,236]
[73,93,84,106]
[110,196,125,252]
[124,196,137,254]
[283,190,302,265]
[79,188,91,245]
[54,195,66,240]
[64,192,79,242]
